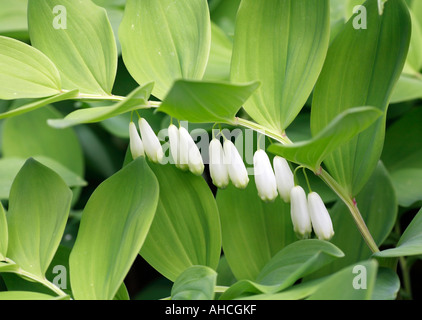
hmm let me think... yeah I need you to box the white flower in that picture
[138,118,164,163]
[223,140,249,189]
[253,150,278,201]
[273,156,295,203]
[129,122,144,159]
[179,126,204,176]
[308,192,334,241]
[168,124,189,170]
[209,138,229,189]
[290,186,312,239]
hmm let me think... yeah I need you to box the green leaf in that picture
[0,203,7,261]
[0,156,86,200]
[0,90,78,120]
[2,106,84,177]
[209,0,240,37]
[171,265,217,300]
[47,83,154,129]
[231,0,330,132]
[375,208,422,257]
[372,267,400,300]
[203,22,233,81]
[158,80,259,124]
[219,240,344,300]
[305,162,397,279]
[0,0,28,39]
[311,0,411,196]
[140,163,221,282]
[119,0,211,100]
[28,0,118,95]
[0,291,57,300]
[216,176,296,281]
[390,75,422,103]
[306,260,378,300]
[0,36,61,100]
[268,107,382,172]
[405,11,422,73]
[6,159,73,278]
[382,107,422,206]
[389,169,422,207]
[69,158,159,300]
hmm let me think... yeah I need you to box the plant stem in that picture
[318,168,379,253]
[3,258,68,297]
[234,117,380,253]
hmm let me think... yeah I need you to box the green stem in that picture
[318,169,379,253]
[233,117,380,253]
[3,258,68,298]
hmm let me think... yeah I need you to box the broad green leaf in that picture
[405,11,422,73]
[0,291,56,300]
[119,0,211,100]
[372,267,400,300]
[231,0,330,132]
[305,162,397,279]
[171,265,217,300]
[219,240,344,300]
[69,158,159,300]
[382,107,422,206]
[268,107,382,172]
[203,22,233,81]
[0,157,86,200]
[6,159,73,278]
[0,90,78,120]
[0,261,19,273]
[2,106,84,177]
[390,169,422,207]
[140,163,221,282]
[236,277,326,300]
[306,260,378,300]
[391,75,422,103]
[209,0,240,37]
[47,82,154,129]
[311,0,411,197]
[411,0,422,32]
[374,208,422,257]
[0,36,61,100]
[382,108,422,172]
[158,80,259,124]
[0,203,7,261]
[114,283,130,301]
[216,176,296,281]
[28,0,118,95]
[0,0,28,39]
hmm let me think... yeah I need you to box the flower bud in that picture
[129,122,144,159]
[290,186,312,239]
[179,127,204,176]
[168,124,188,170]
[307,192,334,241]
[223,140,249,189]
[138,118,164,163]
[273,156,295,203]
[209,138,229,189]
[253,150,278,201]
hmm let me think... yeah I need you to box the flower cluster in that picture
[129,121,334,241]
[129,120,205,176]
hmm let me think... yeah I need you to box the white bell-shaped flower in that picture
[209,138,229,189]
[307,192,334,241]
[273,156,295,203]
[223,140,249,189]
[179,126,204,176]
[129,122,144,159]
[290,186,312,239]
[168,124,188,170]
[138,118,164,163]
[253,150,278,201]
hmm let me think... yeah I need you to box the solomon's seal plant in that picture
[0,0,421,302]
